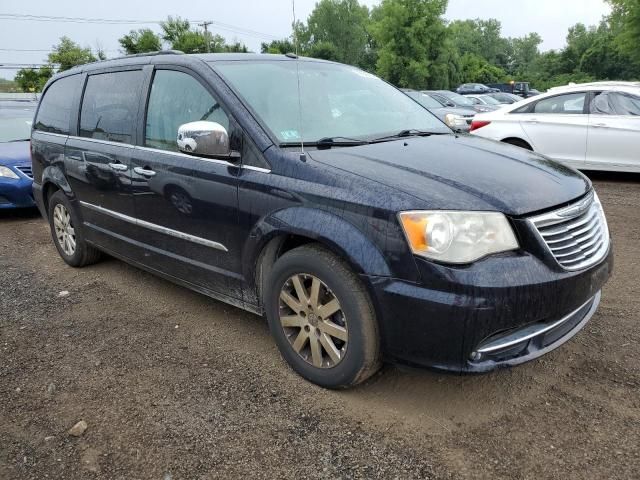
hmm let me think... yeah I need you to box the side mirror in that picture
[177,121,238,159]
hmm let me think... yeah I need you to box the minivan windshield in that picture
[213,60,450,144]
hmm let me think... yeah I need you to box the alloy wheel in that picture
[53,204,76,256]
[278,273,348,368]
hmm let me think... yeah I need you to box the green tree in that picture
[609,0,640,66]
[561,23,599,72]
[160,16,248,54]
[369,0,450,89]
[459,53,506,83]
[48,37,97,72]
[448,19,510,68]
[119,28,162,54]
[509,32,542,77]
[14,66,53,92]
[261,39,296,54]
[300,0,372,67]
[0,78,20,93]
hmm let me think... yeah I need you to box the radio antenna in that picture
[292,0,306,161]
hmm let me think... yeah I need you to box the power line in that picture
[0,13,280,40]
[0,48,120,53]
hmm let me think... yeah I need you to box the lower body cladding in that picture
[367,247,613,373]
[0,177,35,209]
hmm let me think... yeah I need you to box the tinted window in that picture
[34,75,80,134]
[145,70,229,152]
[533,93,586,114]
[80,70,143,144]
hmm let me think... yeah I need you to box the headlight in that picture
[0,166,19,180]
[398,211,519,264]
[444,113,468,128]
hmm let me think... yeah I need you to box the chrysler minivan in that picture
[31,52,612,388]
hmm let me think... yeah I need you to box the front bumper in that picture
[0,175,35,209]
[367,245,613,373]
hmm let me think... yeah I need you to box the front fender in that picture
[242,207,394,282]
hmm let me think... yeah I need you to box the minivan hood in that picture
[307,134,590,216]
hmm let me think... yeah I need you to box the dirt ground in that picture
[1,173,639,480]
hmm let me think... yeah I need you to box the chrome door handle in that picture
[108,163,128,171]
[133,167,157,177]
[525,119,539,124]
[593,123,608,128]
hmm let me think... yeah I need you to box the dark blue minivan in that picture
[31,53,612,388]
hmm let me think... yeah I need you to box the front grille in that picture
[529,192,609,271]
[15,166,33,179]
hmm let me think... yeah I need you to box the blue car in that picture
[0,100,37,209]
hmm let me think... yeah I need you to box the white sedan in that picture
[470,82,640,172]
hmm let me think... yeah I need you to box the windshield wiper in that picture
[371,129,448,143]
[315,136,370,149]
[8,138,30,142]
[279,136,370,149]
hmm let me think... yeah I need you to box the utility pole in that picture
[198,21,213,53]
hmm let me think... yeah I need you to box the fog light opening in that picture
[470,351,482,362]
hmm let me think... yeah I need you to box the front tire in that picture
[48,191,101,267]
[265,244,381,389]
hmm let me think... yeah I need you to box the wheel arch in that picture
[40,165,73,217]
[501,137,534,150]
[244,207,393,307]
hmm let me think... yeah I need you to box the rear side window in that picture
[533,93,586,114]
[34,75,80,134]
[80,70,143,144]
[591,91,640,116]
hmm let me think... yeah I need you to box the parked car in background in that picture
[426,90,501,113]
[464,94,506,108]
[487,82,539,98]
[0,100,37,209]
[456,83,499,95]
[471,81,640,172]
[403,89,476,132]
[32,53,612,389]
[487,92,524,104]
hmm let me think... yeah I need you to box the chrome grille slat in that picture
[550,228,602,254]
[536,208,594,230]
[546,223,600,245]
[553,233,603,259]
[538,210,598,237]
[529,192,609,271]
[561,241,604,266]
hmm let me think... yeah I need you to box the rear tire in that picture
[502,138,533,151]
[265,244,381,389]
[48,191,101,267]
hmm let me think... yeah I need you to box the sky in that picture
[0,0,612,80]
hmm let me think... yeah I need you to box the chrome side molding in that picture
[79,201,228,252]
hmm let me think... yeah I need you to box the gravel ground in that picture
[1,173,639,480]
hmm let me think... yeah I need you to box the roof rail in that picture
[550,80,640,91]
[107,50,185,61]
